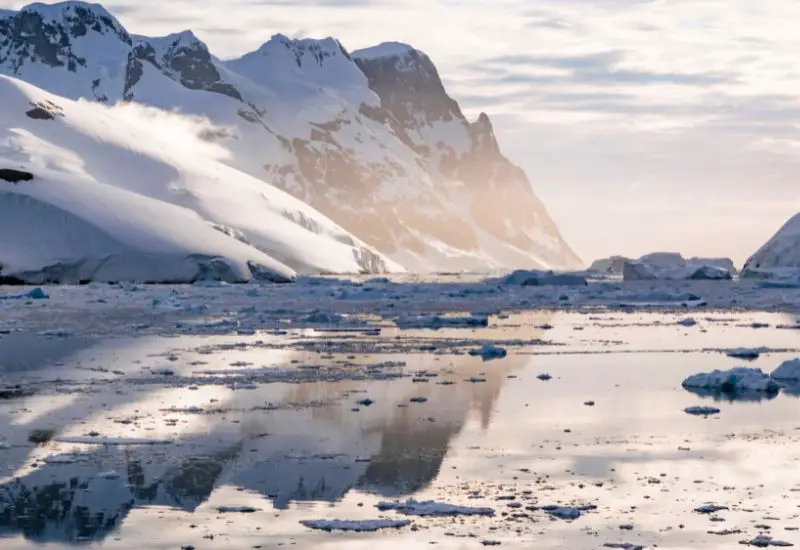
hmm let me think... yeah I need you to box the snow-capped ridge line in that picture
[0,0,582,272]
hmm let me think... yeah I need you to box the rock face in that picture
[743,213,800,277]
[0,2,580,273]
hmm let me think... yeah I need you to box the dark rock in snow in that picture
[0,168,34,183]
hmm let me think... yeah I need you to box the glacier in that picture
[0,75,400,283]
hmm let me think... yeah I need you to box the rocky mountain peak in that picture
[20,1,127,39]
[469,112,500,157]
[130,31,242,101]
[353,42,464,127]
[0,1,130,75]
[256,33,350,67]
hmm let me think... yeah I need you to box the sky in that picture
[6,0,799,266]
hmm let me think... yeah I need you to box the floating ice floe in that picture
[376,499,495,517]
[216,506,260,513]
[739,535,794,547]
[623,254,734,281]
[54,436,174,445]
[603,544,644,550]
[771,359,800,382]
[682,368,781,395]
[684,406,721,416]
[537,504,597,520]
[468,344,507,361]
[394,314,489,330]
[300,519,411,532]
[500,270,587,287]
[726,347,768,360]
[42,454,80,464]
[0,287,49,300]
[150,366,176,376]
[694,504,729,514]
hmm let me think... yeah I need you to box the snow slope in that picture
[0,75,400,283]
[0,2,580,273]
[743,213,800,276]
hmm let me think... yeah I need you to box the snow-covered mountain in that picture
[0,75,399,283]
[0,1,580,273]
[743,213,800,276]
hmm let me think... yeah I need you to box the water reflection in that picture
[682,386,781,403]
[0,325,538,545]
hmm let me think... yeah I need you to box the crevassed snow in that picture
[0,75,400,282]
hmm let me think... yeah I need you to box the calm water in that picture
[1,311,799,549]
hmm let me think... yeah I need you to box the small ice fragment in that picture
[300,519,410,532]
[695,504,729,514]
[26,288,49,300]
[356,398,374,407]
[97,470,121,480]
[678,318,697,327]
[726,347,766,360]
[603,544,643,550]
[482,541,502,547]
[409,397,428,403]
[740,535,794,547]
[537,373,553,381]
[469,344,507,361]
[151,366,175,376]
[216,506,259,514]
[300,312,345,324]
[541,505,595,520]
[54,436,173,445]
[394,314,488,330]
[684,406,721,416]
[43,454,78,464]
[548,507,581,520]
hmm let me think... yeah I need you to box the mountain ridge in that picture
[0,0,581,272]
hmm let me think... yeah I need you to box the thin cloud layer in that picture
[3,0,799,264]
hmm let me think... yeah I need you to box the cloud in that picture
[478,50,737,87]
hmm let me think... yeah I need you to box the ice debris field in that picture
[2,273,800,549]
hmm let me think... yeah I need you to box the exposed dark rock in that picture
[0,4,130,74]
[0,168,33,183]
[25,100,63,119]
